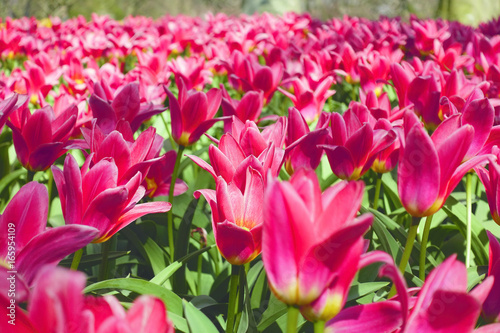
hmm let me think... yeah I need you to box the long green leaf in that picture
[183,299,220,333]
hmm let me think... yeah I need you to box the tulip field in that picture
[2,11,500,332]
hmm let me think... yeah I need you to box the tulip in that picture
[52,154,171,243]
[0,266,175,333]
[7,104,77,172]
[89,81,166,133]
[0,93,28,134]
[164,77,222,147]
[0,182,98,302]
[81,122,164,184]
[322,108,397,180]
[482,232,500,322]
[262,169,372,306]
[278,76,335,123]
[221,88,263,125]
[195,166,264,265]
[144,150,188,198]
[284,108,329,175]
[326,255,494,332]
[399,111,490,217]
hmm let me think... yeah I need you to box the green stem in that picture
[373,177,382,210]
[466,172,473,268]
[314,320,326,333]
[98,240,112,281]
[389,216,420,298]
[197,253,203,295]
[234,263,249,332]
[160,112,176,149]
[226,265,240,333]
[419,214,434,281]
[71,248,83,271]
[167,145,185,262]
[286,306,300,333]
[47,168,53,217]
[27,170,35,183]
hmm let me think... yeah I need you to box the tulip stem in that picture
[197,252,203,295]
[47,168,53,217]
[160,112,176,149]
[466,172,473,268]
[27,170,35,183]
[419,214,434,281]
[286,306,300,333]
[226,265,240,333]
[99,240,112,281]
[314,320,326,333]
[389,216,419,298]
[71,248,83,271]
[167,145,184,262]
[373,176,382,210]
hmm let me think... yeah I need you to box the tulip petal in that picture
[297,214,372,305]
[326,301,403,333]
[0,181,47,257]
[398,125,440,216]
[323,145,355,180]
[28,266,86,333]
[215,220,259,265]
[127,296,173,333]
[263,180,299,304]
[17,225,98,285]
[112,83,140,121]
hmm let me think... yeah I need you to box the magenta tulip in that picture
[7,104,77,171]
[0,182,98,302]
[52,154,171,243]
[164,77,222,146]
[195,166,264,265]
[399,111,490,217]
[262,169,372,306]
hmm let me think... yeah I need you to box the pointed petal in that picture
[17,225,98,285]
[398,125,440,217]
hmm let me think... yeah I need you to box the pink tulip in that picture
[476,149,500,225]
[0,93,28,134]
[81,122,164,184]
[327,255,495,332]
[221,87,263,125]
[399,111,490,217]
[164,77,222,146]
[195,166,264,265]
[144,150,188,198]
[284,108,329,175]
[322,108,397,180]
[0,266,174,333]
[52,154,171,243]
[7,104,77,171]
[482,232,500,322]
[0,182,98,302]
[262,169,372,306]
[279,76,335,123]
[89,81,166,133]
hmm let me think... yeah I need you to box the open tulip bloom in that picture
[262,169,372,306]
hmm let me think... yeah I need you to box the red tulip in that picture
[262,169,372,306]
[7,104,77,171]
[52,154,171,243]
[195,166,264,265]
[399,111,490,217]
[0,182,98,302]
[0,266,174,333]
[164,77,222,146]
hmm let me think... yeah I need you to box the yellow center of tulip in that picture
[145,177,158,197]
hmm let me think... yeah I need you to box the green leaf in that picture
[60,251,129,268]
[442,195,488,265]
[183,299,220,333]
[173,198,199,294]
[257,293,287,331]
[347,282,390,302]
[84,278,182,316]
